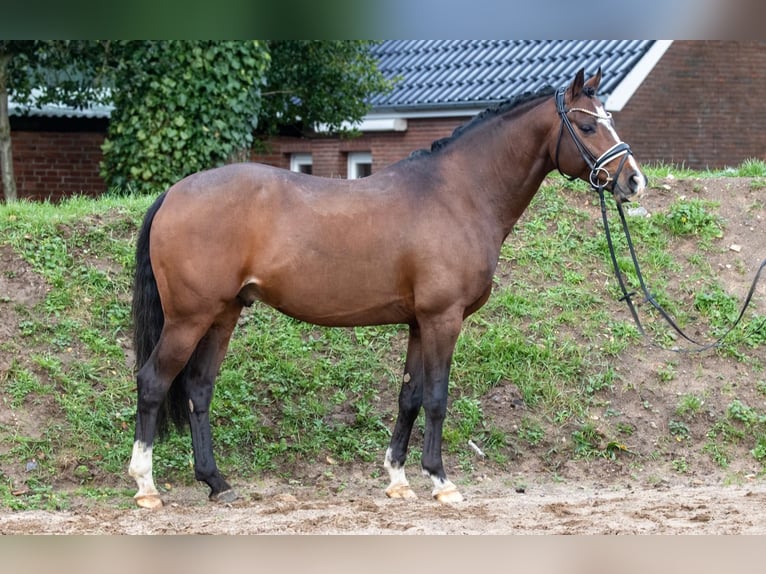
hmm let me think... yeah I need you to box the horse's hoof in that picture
[210,489,239,504]
[433,486,464,504]
[135,494,163,509]
[385,484,418,499]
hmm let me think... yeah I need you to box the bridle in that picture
[554,85,632,190]
[553,84,766,353]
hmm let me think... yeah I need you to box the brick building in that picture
[4,41,765,201]
[4,113,109,201]
[609,41,766,167]
[253,41,766,178]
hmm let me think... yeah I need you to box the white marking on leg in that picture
[384,448,408,485]
[188,399,194,413]
[428,474,464,504]
[384,448,417,499]
[403,372,411,384]
[129,440,160,502]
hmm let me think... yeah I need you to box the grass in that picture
[0,161,765,509]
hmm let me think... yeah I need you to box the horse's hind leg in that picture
[182,303,242,503]
[384,323,423,499]
[129,321,209,509]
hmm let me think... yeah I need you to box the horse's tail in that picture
[132,190,188,437]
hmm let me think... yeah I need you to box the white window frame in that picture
[290,153,313,174]
[347,152,372,179]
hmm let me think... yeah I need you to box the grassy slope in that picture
[0,163,764,510]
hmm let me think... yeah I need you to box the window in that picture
[290,153,313,174]
[347,152,372,179]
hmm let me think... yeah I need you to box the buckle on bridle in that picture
[589,167,611,188]
[589,142,632,191]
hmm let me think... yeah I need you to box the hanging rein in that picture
[554,86,766,353]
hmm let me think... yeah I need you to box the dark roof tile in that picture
[369,40,653,110]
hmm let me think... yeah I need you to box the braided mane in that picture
[409,86,556,158]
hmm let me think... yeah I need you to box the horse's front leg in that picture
[418,307,465,503]
[384,323,424,499]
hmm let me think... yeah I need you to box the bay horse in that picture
[129,68,646,508]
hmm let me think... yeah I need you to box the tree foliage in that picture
[258,40,394,137]
[2,41,394,200]
[101,41,270,195]
[1,40,110,109]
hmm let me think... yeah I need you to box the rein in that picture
[554,86,766,352]
[598,184,766,352]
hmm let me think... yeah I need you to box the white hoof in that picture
[385,483,418,499]
[431,477,464,503]
[433,486,463,503]
[135,494,163,509]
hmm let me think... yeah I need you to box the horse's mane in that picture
[408,85,556,159]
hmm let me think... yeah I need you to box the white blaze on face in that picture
[594,102,644,189]
[129,440,159,499]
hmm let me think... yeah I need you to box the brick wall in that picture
[251,116,470,178]
[612,41,766,169]
[1,125,107,201]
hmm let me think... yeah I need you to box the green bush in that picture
[101,41,270,195]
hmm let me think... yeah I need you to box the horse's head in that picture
[552,68,646,203]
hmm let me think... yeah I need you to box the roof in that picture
[8,88,113,119]
[9,101,113,119]
[9,40,656,120]
[368,40,655,113]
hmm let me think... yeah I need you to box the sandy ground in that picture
[2,474,765,534]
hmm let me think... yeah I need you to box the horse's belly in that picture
[246,270,414,327]
[271,291,413,327]
[282,301,412,327]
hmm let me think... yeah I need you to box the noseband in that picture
[554,86,632,190]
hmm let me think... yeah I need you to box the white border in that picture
[289,153,313,173]
[347,151,372,179]
[604,40,673,112]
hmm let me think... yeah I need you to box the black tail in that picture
[132,191,189,437]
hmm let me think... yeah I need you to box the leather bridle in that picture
[554,85,632,190]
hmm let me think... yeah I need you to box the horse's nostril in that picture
[628,174,644,194]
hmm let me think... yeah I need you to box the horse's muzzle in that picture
[614,170,646,203]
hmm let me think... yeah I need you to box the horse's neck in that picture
[446,106,555,239]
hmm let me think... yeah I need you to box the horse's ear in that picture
[584,66,602,93]
[569,68,586,99]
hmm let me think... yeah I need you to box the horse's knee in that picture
[398,380,423,416]
[422,393,448,421]
[186,381,214,408]
[397,396,422,422]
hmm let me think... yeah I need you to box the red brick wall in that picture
[251,116,470,177]
[2,130,106,201]
[612,41,766,169]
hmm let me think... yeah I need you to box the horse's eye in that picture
[579,123,596,135]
